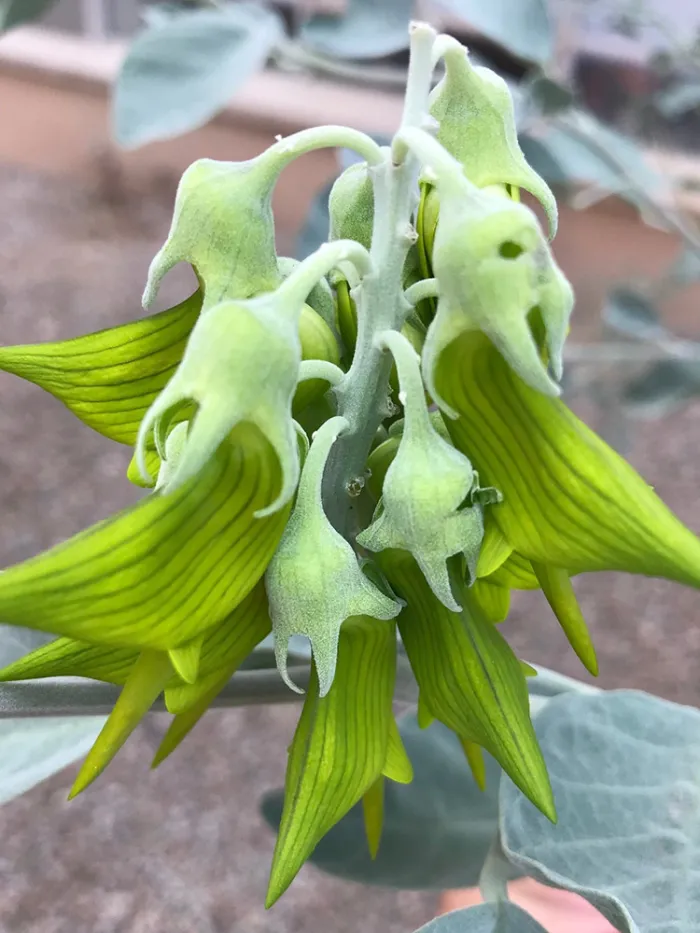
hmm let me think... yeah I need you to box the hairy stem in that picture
[323,23,438,534]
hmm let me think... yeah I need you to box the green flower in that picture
[376,546,555,821]
[358,330,498,611]
[266,614,411,905]
[432,328,700,668]
[423,174,572,404]
[0,416,288,794]
[266,417,402,697]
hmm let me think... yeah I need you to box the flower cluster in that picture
[0,24,699,907]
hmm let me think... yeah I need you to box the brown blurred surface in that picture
[1,143,700,932]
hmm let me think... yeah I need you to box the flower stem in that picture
[322,23,438,534]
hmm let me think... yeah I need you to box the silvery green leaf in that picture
[261,715,516,889]
[500,690,700,933]
[0,631,105,804]
[300,0,413,60]
[0,0,57,29]
[602,288,666,342]
[432,0,552,65]
[668,247,700,287]
[656,80,700,117]
[0,626,51,667]
[412,903,548,933]
[113,4,284,148]
[0,716,104,805]
[623,359,700,419]
[523,75,574,117]
[521,117,670,207]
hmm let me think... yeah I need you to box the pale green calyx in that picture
[356,330,497,612]
[400,128,572,408]
[143,157,282,312]
[138,241,372,514]
[137,295,301,513]
[427,181,572,406]
[265,416,402,697]
[429,36,558,238]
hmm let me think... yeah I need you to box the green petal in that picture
[417,691,435,729]
[438,330,700,585]
[152,668,229,769]
[471,579,510,622]
[164,582,271,714]
[335,279,357,357]
[266,616,396,906]
[476,516,512,577]
[362,776,384,859]
[531,562,598,676]
[0,424,288,650]
[69,648,173,797]
[486,550,540,590]
[0,636,135,685]
[382,717,414,784]
[459,738,487,791]
[155,582,273,766]
[168,638,203,685]
[0,292,200,445]
[379,548,555,821]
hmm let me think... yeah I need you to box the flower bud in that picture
[143,157,281,313]
[429,41,557,237]
[357,331,499,611]
[293,304,342,415]
[329,162,374,250]
[424,181,573,408]
[266,417,401,697]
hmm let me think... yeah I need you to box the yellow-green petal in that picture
[486,550,540,591]
[266,616,396,906]
[0,636,135,685]
[69,648,173,798]
[156,582,274,765]
[168,638,203,685]
[0,424,288,650]
[382,717,414,784]
[471,579,510,623]
[0,292,200,445]
[164,583,271,714]
[438,330,700,586]
[476,517,512,578]
[379,549,555,821]
[152,668,230,769]
[362,776,384,859]
[459,738,487,791]
[531,562,598,676]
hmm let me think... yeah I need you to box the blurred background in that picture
[0,0,699,930]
